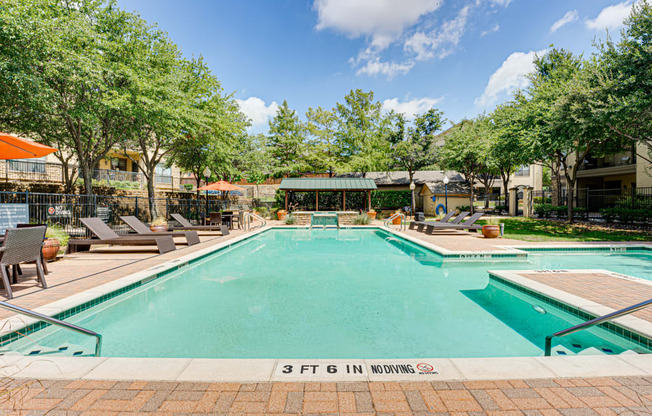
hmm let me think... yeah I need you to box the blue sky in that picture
[117,0,636,133]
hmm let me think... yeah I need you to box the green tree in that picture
[335,89,393,176]
[0,0,141,195]
[488,97,533,208]
[267,100,309,178]
[439,118,491,214]
[393,109,446,214]
[305,106,341,176]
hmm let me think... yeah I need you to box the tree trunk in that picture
[469,176,475,215]
[79,158,94,196]
[502,176,510,211]
[565,175,575,223]
[146,174,158,221]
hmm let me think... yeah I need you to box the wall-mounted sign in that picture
[97,206,111,223]
[0,204,29,235]
[46,205,72,219]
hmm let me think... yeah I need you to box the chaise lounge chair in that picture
[67,218,176,254]
[408,210,457,230]
[169,213,230,235]
[425,212,484,233]
[119,216,201,246]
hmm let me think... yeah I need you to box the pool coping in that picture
[1,225,652,382]
[486,269,652,352]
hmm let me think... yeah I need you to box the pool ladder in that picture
[244,212,266,231]
[544,298,652,356]
[0,300,102,357]
[383,213,406,231]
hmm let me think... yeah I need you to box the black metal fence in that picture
[0,191,239,238]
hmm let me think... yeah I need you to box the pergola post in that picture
[316,190,319,211]
[367,191,371,212]
[285,191,288,211]
[342,190,346,211]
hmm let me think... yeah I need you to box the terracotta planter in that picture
[482,225,501,238]
[277,210,287,221]
[367,212,377,219]
[392,215,402,225]
[149,224,168,232]
[42,238,60,262]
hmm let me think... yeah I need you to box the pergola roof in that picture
[279,178,377,191]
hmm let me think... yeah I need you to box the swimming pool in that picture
[3,228,651,359]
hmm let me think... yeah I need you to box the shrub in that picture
[573,207,588,220]
[533,196,552,204]
[457,206,471,213]
[46,224,69,248]
[599,207,651,224]
[534,203,552,218]
[284,213,296,225]
[371,191,411,210]
[352,214,371,225]
[183,184,194,191]
[494,205,506,214]
[551,205,568,219]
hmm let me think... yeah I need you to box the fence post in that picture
[5,160,7,183]
[135,196,139,218]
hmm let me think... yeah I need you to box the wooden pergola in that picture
[279,178,378,211]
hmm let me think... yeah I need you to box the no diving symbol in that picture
[416,363,434,373]
[47,207,55,215]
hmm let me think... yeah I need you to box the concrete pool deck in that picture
[0,223,651,413]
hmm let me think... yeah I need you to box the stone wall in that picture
[289,211,360,226]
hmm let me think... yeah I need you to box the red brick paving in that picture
[2,377,652,414]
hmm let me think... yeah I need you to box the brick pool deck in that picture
[0,223,651,414]
[3,376,652,414]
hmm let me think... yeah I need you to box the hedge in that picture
[600,207,652,224]
[371,190,412,210]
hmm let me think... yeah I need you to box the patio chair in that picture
[437,211,457,223]
[209,212,222,226]
[427,212,484,232]
[119,216,200,246]
[0,226,48,299]
[413,211,469,232]
[169,213,230,235]
[231,210,243,230]
[67,218,176,254]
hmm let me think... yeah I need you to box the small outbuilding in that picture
[279,178,377,211]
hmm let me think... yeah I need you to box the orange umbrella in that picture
[0,132,57,159]
[198,180,246,192]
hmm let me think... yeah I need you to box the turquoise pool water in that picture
[5,229,651,358]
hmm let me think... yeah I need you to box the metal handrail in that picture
[0,301,102,357]
[384,213,406,231]
[544,298,652,356]
[244,212,266,231]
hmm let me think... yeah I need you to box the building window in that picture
[155,164,172,184]
[8,157,46,173]
[515,165,530,177]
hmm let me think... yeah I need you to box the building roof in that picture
[279,178,377,191]
[338,170,466,186]
[422,181,471,195]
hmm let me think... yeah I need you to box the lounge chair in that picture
[413,211,469,232]
[67,218,176,254]
[169,213,230,235]
[119,216,200,246]
[426,212,484,232]
[409,210,456,230]
[0,226,48,299]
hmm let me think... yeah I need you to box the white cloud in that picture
[475,49,547,107]
[488,0,512,6]
[586,1,634,30]
[550,10,578,32]
[236,97,279,129]
[480,24,500,37]
[356,59,415,78]
[314,0,441,50]
[404,6,470,61]
[382,97,444,119]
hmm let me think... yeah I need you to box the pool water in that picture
[6,229,651,358]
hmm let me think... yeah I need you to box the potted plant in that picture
[277,209,287,221]
[392,210,403,225]
[367,209,377,220]
[43,225,69,262]
[150,216,168,232]
[481,218,501,238]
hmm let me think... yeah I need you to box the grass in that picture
[476,217,652,242]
